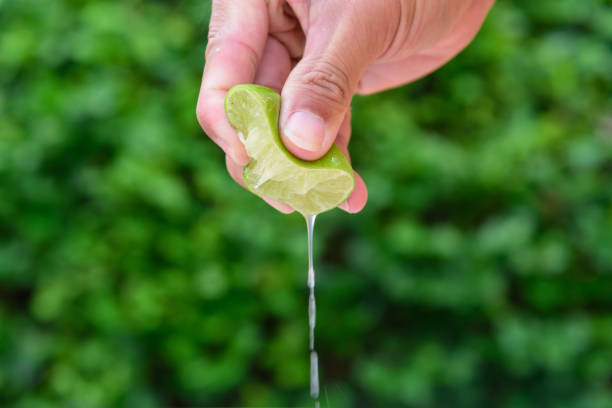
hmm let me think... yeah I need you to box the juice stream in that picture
[305,215,320,408]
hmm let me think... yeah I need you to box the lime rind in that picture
[225,84,355,215]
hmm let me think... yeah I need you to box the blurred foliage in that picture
[1,0,612,407]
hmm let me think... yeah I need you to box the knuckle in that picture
[206,36,259,79]
[300,60,352,108]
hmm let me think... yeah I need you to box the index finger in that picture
[196,0,269,166]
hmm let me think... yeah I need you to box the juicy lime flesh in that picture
[225,85,355,215]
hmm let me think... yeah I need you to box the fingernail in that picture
[338,200,351,212]
[283,111,325,152]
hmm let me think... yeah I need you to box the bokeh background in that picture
[2,0,612,407]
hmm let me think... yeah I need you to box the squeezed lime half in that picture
[225,84,355,215]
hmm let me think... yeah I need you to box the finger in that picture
[266,0,297,33]
[261,196,295,214]
[226,33,296,217]
[279,2,385,161]
[331,109,366,213]
[335,112,367,213]
[267,0,305,58]
[271,30,305,59]
[335,110,352,159]
[338,171,368,213]
[225,154,246,188]
[225,156,294,214]
[196,0,269,166]
[357,0,495,95]
[254,37,292,92]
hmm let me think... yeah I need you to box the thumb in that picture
[279,7,382,160]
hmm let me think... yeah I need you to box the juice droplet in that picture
[310,351,319,399]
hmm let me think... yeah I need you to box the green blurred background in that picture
[1,0,612,407]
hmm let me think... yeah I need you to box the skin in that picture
[197,0,495,214]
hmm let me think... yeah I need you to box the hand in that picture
[196,0,495,214]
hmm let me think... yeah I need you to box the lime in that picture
[224,84,355,215]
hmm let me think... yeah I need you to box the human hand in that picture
[196,0,495,214]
